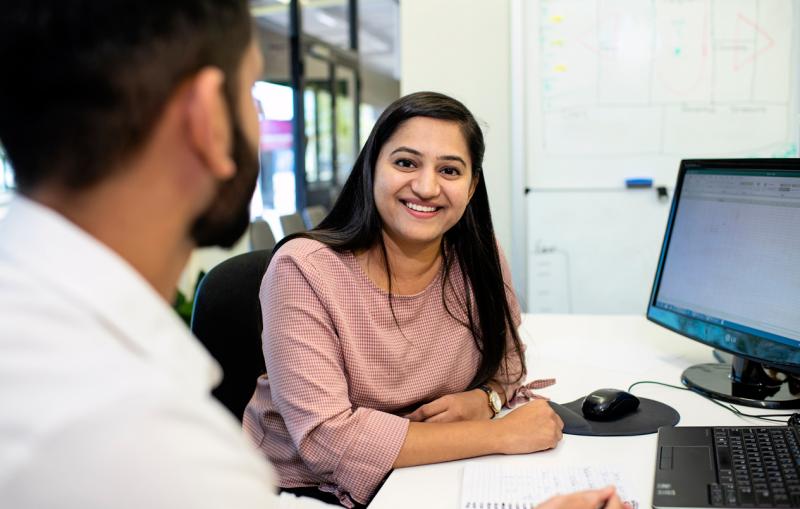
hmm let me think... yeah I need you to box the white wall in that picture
[399,0,513,260]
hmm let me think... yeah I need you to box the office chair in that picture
[190,249,272,421]
[279,212,306,237]
[302,205,328,229]
[249,219,276,251]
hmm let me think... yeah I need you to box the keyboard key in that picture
[724,487,738,506]
[717,447,733,470]
[709,483,724,506]
[755,489,772,507]
[738,487,755,506]
[772,493,790,508]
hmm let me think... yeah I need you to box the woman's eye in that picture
[395,158,415,168]
[440,167,461,176]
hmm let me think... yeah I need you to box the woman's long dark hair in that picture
[274,91,525,389]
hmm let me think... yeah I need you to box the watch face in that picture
[489,391,502,412]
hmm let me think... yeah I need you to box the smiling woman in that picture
[242,92,564,508]
[372,117,478,262]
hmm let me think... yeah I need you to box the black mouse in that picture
[581,388,640,421]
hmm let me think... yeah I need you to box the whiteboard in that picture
[512,0,800,314]
[525,189,671,313]
[523,0,800,189]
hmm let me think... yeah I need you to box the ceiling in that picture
[250,0,400,80]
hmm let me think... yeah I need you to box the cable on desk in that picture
[627,380,796,424]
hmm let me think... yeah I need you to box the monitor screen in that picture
[648,159,800,374]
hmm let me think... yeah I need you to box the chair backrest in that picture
[279,212,306,237]
[302,205,328,229]
[190,249,272,421]
[249,219,276,251]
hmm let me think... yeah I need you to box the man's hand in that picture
[537,486,630,509]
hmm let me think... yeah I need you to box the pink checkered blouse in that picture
[243,238,551,506]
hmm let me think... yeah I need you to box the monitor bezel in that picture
[646,158,800,375]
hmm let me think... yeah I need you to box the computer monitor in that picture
[647,159,800,409]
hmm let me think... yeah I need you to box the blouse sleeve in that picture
[259,250,409,505]
[490,245,555,407]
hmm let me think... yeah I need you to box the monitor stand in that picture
[682,356,800,409]
[713,349,732,364]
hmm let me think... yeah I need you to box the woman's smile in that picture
[401,199,442,217]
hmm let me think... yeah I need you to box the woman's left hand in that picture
[404,389,493,422]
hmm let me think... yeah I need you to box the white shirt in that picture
[0,196,279,508]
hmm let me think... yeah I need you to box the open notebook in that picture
[461,463,640,509]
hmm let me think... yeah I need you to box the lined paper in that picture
[461,463,639,509]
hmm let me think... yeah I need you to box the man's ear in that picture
[185,67,235,181]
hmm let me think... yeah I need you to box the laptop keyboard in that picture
[710,427,800,507]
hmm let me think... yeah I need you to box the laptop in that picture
[653,425,800,508]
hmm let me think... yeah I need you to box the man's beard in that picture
[190,113,260,248]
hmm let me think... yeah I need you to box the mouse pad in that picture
[548,398,680,436]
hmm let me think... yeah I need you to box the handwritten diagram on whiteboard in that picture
[525,0,799,188]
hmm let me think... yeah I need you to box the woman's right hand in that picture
[537,486,629,509]
[495,399,564,454]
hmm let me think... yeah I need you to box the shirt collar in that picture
[0,194,222,392]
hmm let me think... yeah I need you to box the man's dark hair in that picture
[0,0,252,193]
[275,91,526,390]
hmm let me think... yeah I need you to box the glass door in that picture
[301,48,359,208]
[304,53,335,207]
[334,65,358,188]
[252,0,362,216]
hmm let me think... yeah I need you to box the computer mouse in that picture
[581,388,640,421]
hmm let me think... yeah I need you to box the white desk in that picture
[371,314,788,508]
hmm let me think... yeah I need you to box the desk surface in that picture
[371,314,788,508]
